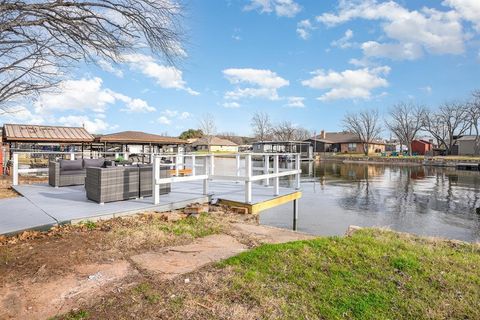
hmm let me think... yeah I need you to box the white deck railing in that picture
[152,153,301,205]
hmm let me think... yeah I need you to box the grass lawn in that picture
[221,229,480,320]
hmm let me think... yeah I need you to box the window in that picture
[348,143,357,152]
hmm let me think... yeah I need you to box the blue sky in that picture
[3,0,480,137]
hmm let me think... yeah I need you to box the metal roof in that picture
[2,124,94,143]
[97,131,186,145]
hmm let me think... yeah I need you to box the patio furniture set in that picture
[49,158,170,204]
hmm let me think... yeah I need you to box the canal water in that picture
[259,161,480,242]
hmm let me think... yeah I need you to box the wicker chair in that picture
[85,166,140,204]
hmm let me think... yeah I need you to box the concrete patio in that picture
[0,180,297,235]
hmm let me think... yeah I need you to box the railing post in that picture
[175,154,179,176]
[203,156,208,195]
[263,154,270,186]
[295,153,301,190]
[245,153,252,203]
[150,153,154,164]
[273,154,279,196]
[12,153,18,186]
[210,154,215,176]
[70,152,75,160]
[115,152,119,160]
[152,156,160,205]
[235,154,240,183]
[124,152,129,161]
[191,155,196,176]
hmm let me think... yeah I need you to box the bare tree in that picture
[467,90,480,155]
[386,102,426,156]
[0,0,184,112]
[343,109,382,155]
[292,127,311,141]
[423,101,470,155]
[272,121,297,141]
[250,112,272,141]
[198,113,216,150]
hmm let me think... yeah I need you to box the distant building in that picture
[306,130,385,154]
[191,136,239,152]
[411,139,433,155]
[252,141,313,160]
[455,135,480,155]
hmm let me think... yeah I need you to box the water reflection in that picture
[260,161,480,242]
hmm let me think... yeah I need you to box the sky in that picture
[2,0,480,137]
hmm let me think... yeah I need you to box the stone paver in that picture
[231,223,316,244]
[131,234,247,279]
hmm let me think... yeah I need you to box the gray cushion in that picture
[60,159,83,171]
[60,169,86,176]
[83,158,105,168]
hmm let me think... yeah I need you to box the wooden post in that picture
[295,153,301,190]
[235,154,240,183]
[152,156,160,205]
[273,154,279,196]
[263,154,270,186]
[12,153,18,186]
[245,154,252,203]
[293,199,298,231]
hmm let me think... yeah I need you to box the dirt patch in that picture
[0,176,48,199]
[0,261,136,320]
[131,234,247,279]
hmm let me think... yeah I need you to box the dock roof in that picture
[2,124,94,143]
[96,131,186,145]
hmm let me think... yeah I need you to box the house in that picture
[252,141,313,160]
[191,136,239,152]
[306,130,385,154]
[411,139,433,155]
[95,131,186,154]
[454,135,480,155]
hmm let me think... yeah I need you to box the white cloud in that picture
[444,0,480,31]
[34,77,116,113]
[1,108,46,125]
[123,54,199,95]
[285,96,305,108]
[244,0,301,18]
[223,68,289,100]
[317,0,466,60]
[223,102,241,108]
[157,116,171,125]
[158,109,192,125]
[98,60,124,77]
[331,29,354,48]
[297,19,314,40]
[420,85,432,94]
[361,41,423,60]
[301,66,390,101]
[57,115,117,134]
[33,77,155,115]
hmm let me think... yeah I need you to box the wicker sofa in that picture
[85,164,170,204]
[49,158,111,187]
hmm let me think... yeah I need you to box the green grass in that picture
[49,310,89,320]
[157,213,223,238]
[220,229,480,320]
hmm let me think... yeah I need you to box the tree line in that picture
[250,112,311,142]
[343,90,480,155]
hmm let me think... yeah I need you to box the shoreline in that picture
[318,156,478,168]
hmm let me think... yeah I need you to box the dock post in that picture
[295,153,301,190]
[12,153,18,186]
[245,154,252,203]
[293,199,298,231]
[175,154,179,176]
[235,154,240,183]
[273,154,279,196]
[152,156,160,205]
[203,156,209,195]
[263,154,270,186]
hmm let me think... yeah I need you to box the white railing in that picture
[152,152,301,205]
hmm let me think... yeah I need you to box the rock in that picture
[184,278,190,284]
[188,213,200,220]
[184,203,209,215]
[345,225,362,236]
